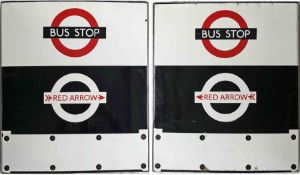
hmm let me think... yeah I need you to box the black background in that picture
[3,66,147,134]
[155,66,298,133]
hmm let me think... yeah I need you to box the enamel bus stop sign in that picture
[1,2,148,173]
[154,3,298,172]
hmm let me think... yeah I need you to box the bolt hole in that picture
[155,135,161,140]
[50,165,55,171]
[141,134,146,140]
[200,164,206,170]
[291,134,296,140]
[96,164,102,170]
[96,135,102,141]
[141,163,147,169]
[200,135,205,141]
[50,135,55,141]
[4,136,9,141]
[246,164,251,170]
[4,165,9,171]
[291,164,297,170]
[246,135,251,141]
[155,163,161,169]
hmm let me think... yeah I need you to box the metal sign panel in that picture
[154,2,299,172]
[1,1,148,173]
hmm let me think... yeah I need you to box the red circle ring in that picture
[51,8,99,57]
[202,10,248,58]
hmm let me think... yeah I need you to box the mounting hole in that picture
[200,135,205,141]
[4,136,9,141]
[96,135,102,141]
[141,134,146,140]
[50,165,55,171]
[291,134,296,140]
[141,163,147,169]
[155,135,161,140]
[291,164,297,170]
[246,164,251,170]
[246,135,251,141]
[96,164,102,170]
[200,164,206,170]
[4,165,9,171]
[155,163,161,169]
[50,135,55,141]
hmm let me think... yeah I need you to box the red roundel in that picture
[51,8,99,57]
[202,10,248,58]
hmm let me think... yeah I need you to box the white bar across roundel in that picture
[44,92,107,104]
[194,91,256,103]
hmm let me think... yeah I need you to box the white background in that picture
[2,2,148,66]
[154,3,298,65]
[1,0,299,175]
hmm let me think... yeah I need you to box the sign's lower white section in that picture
[153,129,298,172]
[2,130,148,172]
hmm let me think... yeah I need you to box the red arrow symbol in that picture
[46,95,52,101]
[197,94,203,100]
[248,94,255,100]
[98,95,105,100]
